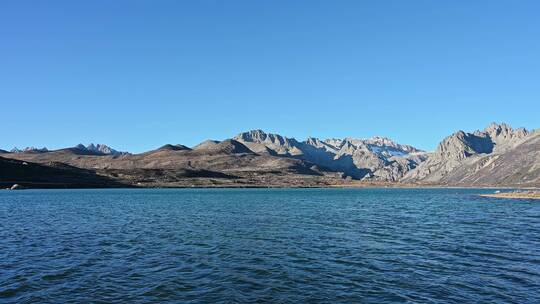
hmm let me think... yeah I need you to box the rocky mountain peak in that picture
[368,136,395,146]
[11,147,49,153]
[236,130,297,146]
[436,130,493,161]
[485,122,510,133]
[481,122,529,144]
[304,137,321,146]
[90,143,128,155]
[234,130,303,156]
[73,144,128,156]
[338,140,359,154]
[234,129,426,181]
[439,123,530,159]
[402,122,539,186]
[235,129,268,141]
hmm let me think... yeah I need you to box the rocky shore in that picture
[480,191,540,200]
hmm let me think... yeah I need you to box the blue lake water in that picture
[1,188,539,303]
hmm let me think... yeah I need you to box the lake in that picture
[1,188,539,303]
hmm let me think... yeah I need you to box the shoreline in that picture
[2,182,538,191]
[479,191,540,200]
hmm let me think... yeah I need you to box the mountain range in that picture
[233,130,428,181]
[1,123,538,188]
[402,123,539,186]
[10,143,129,156]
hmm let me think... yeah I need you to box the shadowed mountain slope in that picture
[402,123,539,187]
[1,124,538,188]
[0,156,127,188]
[156,144,191,151]
[0,139,328,187]
[234,130,428,181]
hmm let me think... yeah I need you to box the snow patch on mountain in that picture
[75,144,130,156]
[11,147,49,153]
[234,130,427,181]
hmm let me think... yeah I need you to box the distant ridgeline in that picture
[1,123,538,188]
[9,143,129,156]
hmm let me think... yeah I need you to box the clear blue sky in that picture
[1,1,539,152]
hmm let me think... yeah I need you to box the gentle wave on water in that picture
[1,188,539,303]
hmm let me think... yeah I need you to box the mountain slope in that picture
[192,139,254,155]
[75,144,129,155]
[0,156,127,188]
[0,140,332,187]
[2,124,537,188]
[11,147,48,153]
[156,144,191,151]
[402,123,539,186]
[234,130,427,181]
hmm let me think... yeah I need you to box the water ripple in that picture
[0,188,539,303]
